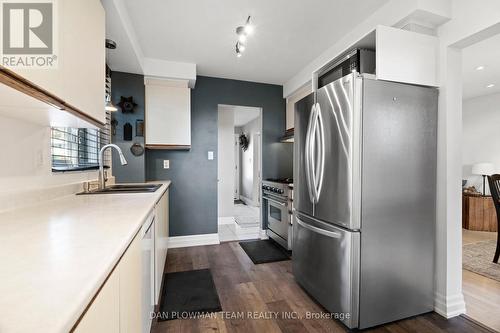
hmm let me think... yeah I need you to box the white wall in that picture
[239,117,260,205]
[462,92,500,193]
[0,115,98,192]
[217,106,235,218]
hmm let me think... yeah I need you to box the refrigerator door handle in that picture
[305,104,316,204]
[315,103,326,202]
[296,216,341,239]
[309,105,320,203]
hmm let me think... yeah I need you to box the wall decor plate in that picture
[118,96,137,113]
[136,119,144,137]
[130,142,144,156]
[123,122,133,141]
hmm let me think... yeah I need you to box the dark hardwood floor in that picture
[151,241,492,333]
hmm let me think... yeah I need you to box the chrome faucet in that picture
[98,144,127,190]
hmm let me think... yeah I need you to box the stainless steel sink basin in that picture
[77,184,162,195]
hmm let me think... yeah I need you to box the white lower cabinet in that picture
[75,234,142,333]
[75,188,170,333]
[74,267,120,333]
[119,235,142,333]
[155,189,169,303]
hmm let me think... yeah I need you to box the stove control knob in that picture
[278,189,284,194]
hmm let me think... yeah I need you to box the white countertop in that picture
[0,181,171,333]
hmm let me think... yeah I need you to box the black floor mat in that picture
[239,239,290,264]
[158,269,222,321]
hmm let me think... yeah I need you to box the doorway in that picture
[460,32,500,331]
[217,105,262,242]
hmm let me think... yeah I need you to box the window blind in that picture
[51,114,111,171]
[51,67,113,172]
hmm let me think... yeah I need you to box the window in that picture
[51,112,111,172]
[51,67,113,172]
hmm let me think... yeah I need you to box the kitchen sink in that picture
[77,184,162,195]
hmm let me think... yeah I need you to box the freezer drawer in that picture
[292,212,360,329]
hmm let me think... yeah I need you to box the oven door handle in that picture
[264,196,287,207]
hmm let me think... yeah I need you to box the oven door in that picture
[265,195,289,241]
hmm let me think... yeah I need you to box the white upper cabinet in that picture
[145,78,191,149]
[59,0,106,124]
[313,26,438,92]
[375,25,438,87]
[4,0,106,125]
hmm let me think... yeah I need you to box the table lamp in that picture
[472,162,494,196]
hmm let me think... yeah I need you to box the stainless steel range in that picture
[262,178,293,250]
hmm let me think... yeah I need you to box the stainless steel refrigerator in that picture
[293,73,437,329]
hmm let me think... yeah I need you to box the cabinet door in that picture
[145,79,191,148]
[119,234,142,333]
[6,2,65,98]
[376,25,438,87]
[74,269,120,333]
[155,189,169,303]
[4,0,105,125]
[60,0,106,124]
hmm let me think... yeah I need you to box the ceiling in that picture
[462,33,500,100]
[114,0,388,85]
[232,106,260,127]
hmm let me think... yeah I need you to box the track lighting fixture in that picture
[235,16,253,57]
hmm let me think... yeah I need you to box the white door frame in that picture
[436,14,500,318]
[234,134,240,200]
[254,132,262,206]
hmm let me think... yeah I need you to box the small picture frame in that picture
[136,119,144,137]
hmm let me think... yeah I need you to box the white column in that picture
[434,43,466,318]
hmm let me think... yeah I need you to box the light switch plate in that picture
[163,160,170,169]
[208,151,214,160]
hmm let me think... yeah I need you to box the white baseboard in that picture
[168,233,220,249]
[434,292,466,318]
[259,229,269,240]
[240,195,258,207]
[218,216,235,225]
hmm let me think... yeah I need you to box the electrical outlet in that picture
[208,151,214,160]
[163,160,170,169]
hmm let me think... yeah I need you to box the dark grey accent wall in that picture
[146,76,292,236]
[110,71,146,183]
